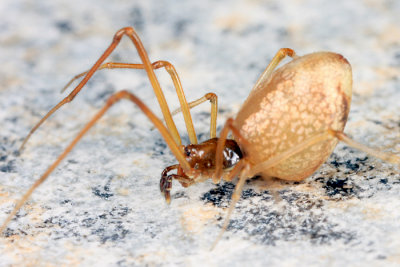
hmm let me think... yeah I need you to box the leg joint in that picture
[106,90,130,105]
[205,92,218,103]
[114,27,134,41]
[278,48,296,58]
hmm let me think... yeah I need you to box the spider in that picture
[1,27,399,248]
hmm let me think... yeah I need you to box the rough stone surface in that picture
[0,0,399,266]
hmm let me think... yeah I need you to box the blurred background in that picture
[0,0,399,266]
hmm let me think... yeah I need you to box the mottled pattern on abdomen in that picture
[235,52,352,181]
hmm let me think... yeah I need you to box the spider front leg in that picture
[0,90,193,234]
[59,60,200,144]
[20,26,198,151]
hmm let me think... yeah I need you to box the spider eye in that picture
[184,147,191,156]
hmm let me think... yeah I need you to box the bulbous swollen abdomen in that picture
[234,52,352,181]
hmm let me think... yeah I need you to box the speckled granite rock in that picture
[0,0,399,266]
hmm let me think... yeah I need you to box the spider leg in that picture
[331,130,400,166]
[252,48,297,91]
[210,159,249,250]
[211,48,298,183]
[249,130,399,177]
[20,27,193,150]
[213,118,251,183]
[210,130,334,250]
[211,128,399,249]
[60,60,200,144]
[1,90,193,235]
[159,92,218,138]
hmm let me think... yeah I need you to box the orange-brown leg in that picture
[252,48,296,91]
[211,128,400,249]
[215,126,399,183]
[211,117,330,249]
[0,90,193,235]
[211,48,297,181]
[223,159,246,182]
[60,60,199,144]
[213,118,251,183]
[208,117,253,249]
[248,130,400,177]
[332,130,400,166]
[211,159,249,250]
[20,27,186,150]
[201,49,298,157]
[168,92,218,138]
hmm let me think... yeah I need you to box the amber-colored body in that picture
[1,27,399,248]
[235,52,352,180]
